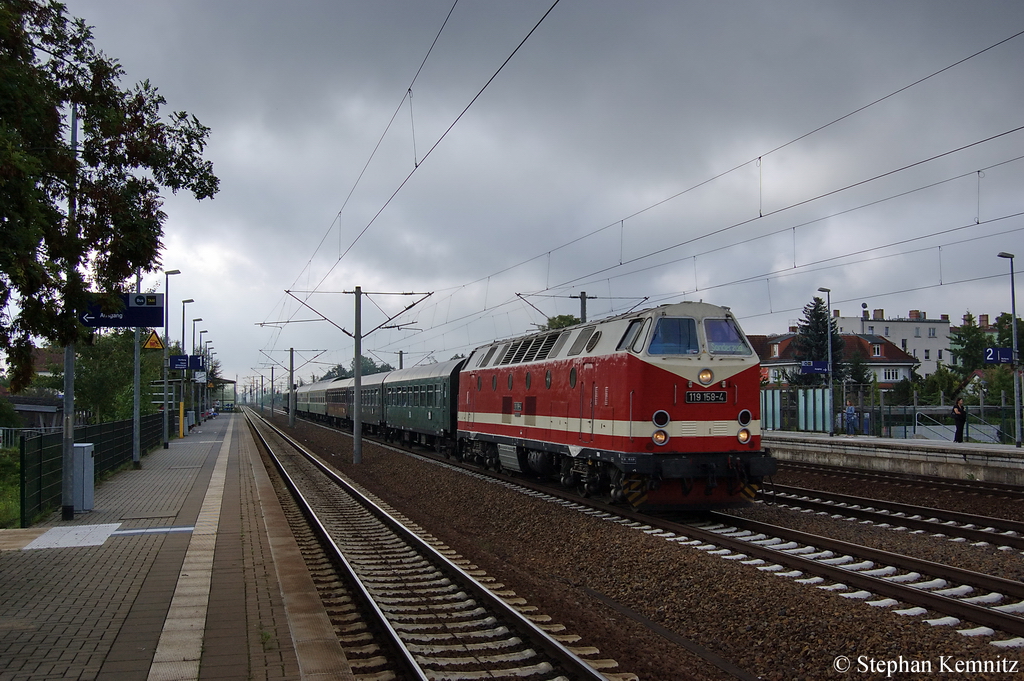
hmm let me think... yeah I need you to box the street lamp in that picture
[180,300,193,437]
[162,270,180,448]
[818,287,834,436]
[998,252,1021,447]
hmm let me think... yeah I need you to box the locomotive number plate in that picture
[685,391,728,403]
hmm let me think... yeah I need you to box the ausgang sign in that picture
[80,293,164,328]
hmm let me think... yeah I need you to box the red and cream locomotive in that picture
[457,301,775,509]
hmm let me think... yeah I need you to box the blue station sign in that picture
[800,360,830,374]
[169,355,189,370]
[80,293,164,328]
[985,347,1015,364]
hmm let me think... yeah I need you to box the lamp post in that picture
[162,270,180,448]
[197,329,207,420]
[998,252,1021,447]
[818,287,834,436]
[180,300,193,436]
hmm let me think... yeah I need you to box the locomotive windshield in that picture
[647,317,700,354]
[704,318,752,355]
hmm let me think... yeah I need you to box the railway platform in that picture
[763,431,1024,486]
[0,413,353,681]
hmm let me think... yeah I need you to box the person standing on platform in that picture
[952,397,967,443]
[845,400,856,436]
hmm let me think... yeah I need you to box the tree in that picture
[995,312,1024,351]
[0,1,219,391]
[790,296,845,386]
[34,330,163,423]
[847,351,872,386]
[948,312,988,379]
[545,314,580,330]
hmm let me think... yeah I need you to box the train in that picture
[294,300,776,510]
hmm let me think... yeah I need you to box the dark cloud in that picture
[65,0,1024,381]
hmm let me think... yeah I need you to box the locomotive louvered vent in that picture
[533,332,562,361]
[521,335,546,362]
[567,326,597,356]
[512,338,534,363]
[499,341,520,365]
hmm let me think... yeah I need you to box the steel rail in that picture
[777,460,1024,499]
[247,408,609,681]
[766,484,1024,550]
[243,409,428,680]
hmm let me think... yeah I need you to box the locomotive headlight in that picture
[652,410,671,428]
[652,429,669,446]
[737,428,752,444]
[698,368,714,385]
[738,409,752,426]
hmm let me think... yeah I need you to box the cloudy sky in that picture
[66,0,1024,393]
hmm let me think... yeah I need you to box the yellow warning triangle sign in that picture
[142,331,164,350]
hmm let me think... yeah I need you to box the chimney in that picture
[980,314,990,327]
[921,312,927,320]
[941,314,949,321]
[789,326,798,333]
[833,309,840,318]
[909,310,920,320]
[873,309,884,320]
[861,309,869,320]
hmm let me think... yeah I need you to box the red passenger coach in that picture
[457,301,777,510]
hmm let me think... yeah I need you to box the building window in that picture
[884,368,900,381]
[901,339,907,350]
[872,344,882,357]
[938,349,943,361]
[924,349,930,360]
[770,343,779,357]
[867,325,874,334]
[914,327,921,338]
[928,327,936,338]
[913,348,918,357]
[884,326,890,336]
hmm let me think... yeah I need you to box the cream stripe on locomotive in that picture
[458,411,761,439]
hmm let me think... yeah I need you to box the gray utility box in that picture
[73,443,95,512]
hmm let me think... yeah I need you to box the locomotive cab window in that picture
[648,317,700,355]
[616,319,645,351]
[704,318,752,355]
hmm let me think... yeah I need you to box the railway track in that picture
[275,410,1024,651]
[244,408,630,681]
[777,460,1024,500]
[764,484,1024,551]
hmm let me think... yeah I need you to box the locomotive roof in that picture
[468,299,734,352]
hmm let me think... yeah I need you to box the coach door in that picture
[466,373,476,425]
[579,362,595,442]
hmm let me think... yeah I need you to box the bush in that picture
[0,447,19,528]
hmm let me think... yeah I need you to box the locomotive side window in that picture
[704,318,752,355]
[648,317,700,355]
[584,331,602,353]
[616,319,645,351]
[631,319,651,353]
[566,326,596,356]
[479,346,497,367]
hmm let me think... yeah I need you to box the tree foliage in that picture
[545,314,580,330]
[320,355,395,380]
[34,330,163,422]
[790,296,846,385]
[0,0,219,391]
[948,312,988,379]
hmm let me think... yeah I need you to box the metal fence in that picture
[19,412,170,527]
[760,387,1018,443]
